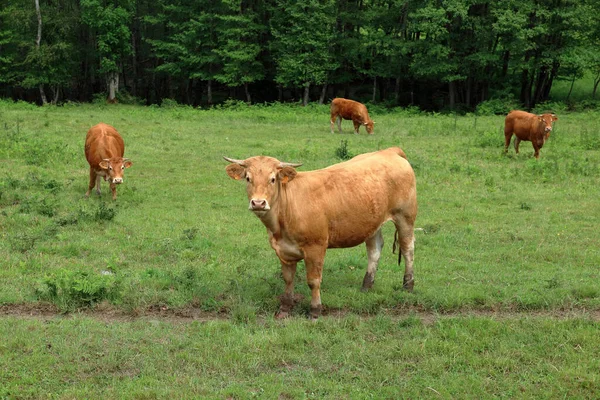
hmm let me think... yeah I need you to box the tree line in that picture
[1,0,599,110]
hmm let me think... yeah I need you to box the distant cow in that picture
[84,123,132,200]
[330,98,375,135]
[224,147,417,319]
[504,110,558,159]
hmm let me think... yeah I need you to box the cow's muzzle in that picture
[111,178,123,184]
[249,199,269,211]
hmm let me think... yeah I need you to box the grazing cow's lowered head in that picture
[224,156,302,215]
[99,157,133,185]
[364,120,375,135]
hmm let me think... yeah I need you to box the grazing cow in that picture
[330,98,375,135]
[225,147,417,319]
[504,110,558,159]
[84,123,132,200]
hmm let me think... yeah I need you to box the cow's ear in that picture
[279,167,297,184]
[123,160,133,168]
[226,164,246,180]
[552,115,558,121]
[99,160,109,169]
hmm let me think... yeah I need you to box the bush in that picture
[475,98,520,115]
[335,139,354,160]
[36,269,121,311]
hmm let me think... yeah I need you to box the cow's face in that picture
[538,113,558,136]
[225,156,302,215]
[365,121,375,135]
[98,157,132,184]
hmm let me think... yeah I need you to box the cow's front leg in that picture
[352,120,360,134]
[85,169,96,197]
[336,116,343,133]
[276,260,297,319]
[362,229,383,291]
[109,182,117,200]
[304,245,326,320]
[95,174,102,196]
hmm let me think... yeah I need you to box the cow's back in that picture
[85,123,125,168]
[284,147,416,248]
[505,110,538,140]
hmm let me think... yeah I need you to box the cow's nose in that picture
[113,178,123,184]
[545,127,552,132]
[250,199,268,210]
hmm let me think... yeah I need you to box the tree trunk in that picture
[566,74,576,101]
[51,86,59,104]
[107,71,119,103]
[372,76,377,103]
[34,0,47,105]
[593,72,600,99]
[448,80,456,110]
[394,77,400,104]
[207,79,213,105]
[319,83,327,105]
[244,82,251,104]
[302,82,310,106]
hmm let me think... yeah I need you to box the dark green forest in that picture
[1,0,599,110]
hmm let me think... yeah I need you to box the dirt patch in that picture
[1,302,600,324]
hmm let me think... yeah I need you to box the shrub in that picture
[335,139,354,160]
[36,269,121,311]
[475,97,520,115]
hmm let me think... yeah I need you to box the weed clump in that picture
[36,269,121,312]
[335,139,354,160]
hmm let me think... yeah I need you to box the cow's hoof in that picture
[403,274,414,292]
[275,311,290,319]
[361,274,374,292]
[309,305,322,320]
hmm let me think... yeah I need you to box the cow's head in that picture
[364,120,375,135]
[224,156,302,215]
[98,157,133,184]
[537,113,558,135]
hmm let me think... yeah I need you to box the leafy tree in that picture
[81,0,134,103]
[270,0,338,106]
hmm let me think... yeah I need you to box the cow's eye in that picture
[270,177,276,184]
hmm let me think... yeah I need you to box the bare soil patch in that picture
[2,302,599,324]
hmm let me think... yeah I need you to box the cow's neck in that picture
[256,206,282,236]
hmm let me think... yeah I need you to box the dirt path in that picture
[2,303,599,324]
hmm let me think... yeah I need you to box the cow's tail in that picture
[392,228,402,266]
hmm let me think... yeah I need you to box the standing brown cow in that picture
[225,147,417,319]
[330,98,375,135]
[504,110,558,159]
[84,123,132,200]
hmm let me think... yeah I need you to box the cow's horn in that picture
[223,156,246,166]
[280,162,303,168]
[102,158,110,161]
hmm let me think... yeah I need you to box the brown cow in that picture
[225,147,417,319]
[330,98,375,135]
[504,110,558,159]
[84,123,132,200]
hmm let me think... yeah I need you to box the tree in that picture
[213,0,264,104]
[270,0,338,106]
[81,0,134,103]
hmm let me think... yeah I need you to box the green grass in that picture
[1,101,599,314]
[1,101,600,397]
[1,315,599,398]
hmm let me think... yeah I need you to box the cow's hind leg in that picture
[393,212,416,292]
[337,116,343,133]
[504,131,513,153]
[362,228,384,291]
[514,137,521,154]
[303,245,326,319]
[330,114,336,134]
[276,260,297,319]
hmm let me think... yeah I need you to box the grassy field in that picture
[1,101,599,397]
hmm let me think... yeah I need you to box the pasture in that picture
[1,101,599,397]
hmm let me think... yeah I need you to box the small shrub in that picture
[335,139,354,160]
[160,98,181,108]
[36,269,121,311]
[95,203,116,221]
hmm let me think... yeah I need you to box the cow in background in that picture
[330,98,375,135]
[224,147,417,319]
[84,123,133,200]
[504,110,558,159]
